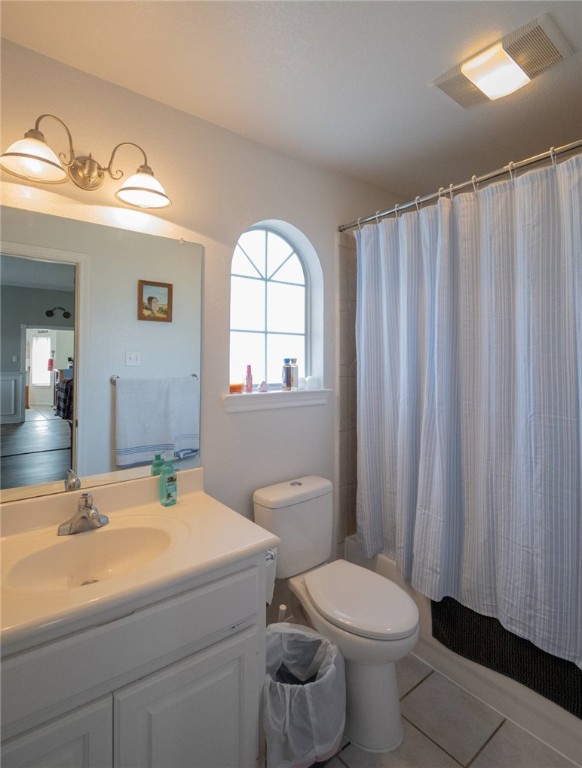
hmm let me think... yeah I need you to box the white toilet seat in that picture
[304,559,419,641]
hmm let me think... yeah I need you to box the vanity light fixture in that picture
[432,14,573,108]
[0,114,171,209]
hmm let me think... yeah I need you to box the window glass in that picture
[270,253,305,284]
[230,227,307,386]
[266,232,294,278]
[267,282,305,334]
[230,275,265,332]
[231,245,260,278]
[230,331,265,386]
[237,230,266,277]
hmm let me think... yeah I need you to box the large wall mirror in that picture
[0,206,203,501]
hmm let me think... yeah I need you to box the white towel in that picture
[115,377,199,467]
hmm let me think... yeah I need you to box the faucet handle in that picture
[78,492,94,510]
[65,469,81,490]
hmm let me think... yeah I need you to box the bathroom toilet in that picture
[253,476,419,753]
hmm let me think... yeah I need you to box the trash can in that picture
[263,622,346,768]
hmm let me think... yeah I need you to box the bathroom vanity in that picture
[0,470,278,768]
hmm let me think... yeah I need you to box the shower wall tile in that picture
[337,233,358,544]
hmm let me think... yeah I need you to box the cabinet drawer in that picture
[2,564,260,736]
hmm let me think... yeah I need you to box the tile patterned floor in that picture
[320,654,579,768]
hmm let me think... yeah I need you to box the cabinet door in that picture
[1,697,112,768]
[114,626,260,768]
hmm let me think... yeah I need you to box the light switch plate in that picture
[125,351,141,366]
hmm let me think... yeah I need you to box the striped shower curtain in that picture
[354,153,581,666]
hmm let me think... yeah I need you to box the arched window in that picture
[230,226,308,388]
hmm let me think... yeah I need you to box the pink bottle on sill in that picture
[244,364,253,393]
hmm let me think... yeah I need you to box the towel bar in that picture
[110,373,198,385]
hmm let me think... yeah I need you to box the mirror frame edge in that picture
[1,240,89,498]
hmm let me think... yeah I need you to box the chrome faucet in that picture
[64,469,81,491]
[57,492,109,536]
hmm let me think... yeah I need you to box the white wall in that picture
[54,330,74,371]
[1,41,395,517]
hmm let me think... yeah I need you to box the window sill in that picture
[223,388,332,413]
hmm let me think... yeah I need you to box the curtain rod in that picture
[338,139,582,233]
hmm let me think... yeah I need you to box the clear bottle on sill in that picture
[282,358,292,391]
[290,358,299,390]
[244,364,253,393]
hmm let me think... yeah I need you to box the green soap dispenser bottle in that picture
[151,453,164,476]
[159,459,177,506]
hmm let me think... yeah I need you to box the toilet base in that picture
[344,659,403,753]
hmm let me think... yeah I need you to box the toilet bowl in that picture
[290,559,418,752]
[253,477,419,753]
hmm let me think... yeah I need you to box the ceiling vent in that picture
[432,15,573,109]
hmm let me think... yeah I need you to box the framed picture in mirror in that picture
[138,280,173,322]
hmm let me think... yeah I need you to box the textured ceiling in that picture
[1,1,581,200]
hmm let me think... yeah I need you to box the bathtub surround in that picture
[336,232,358,557]
[354,154,582,666]
[431,597,582,718]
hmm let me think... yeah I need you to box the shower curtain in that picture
[354,153,581,666]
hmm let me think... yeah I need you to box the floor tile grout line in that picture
[399,668,435,701]
[464,718,506,768]
[401,714,466,767]
[335,742,352,768]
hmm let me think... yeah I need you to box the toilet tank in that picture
[253,476,333,579]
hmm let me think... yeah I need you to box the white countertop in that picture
[1,489,278,657]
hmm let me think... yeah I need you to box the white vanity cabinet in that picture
[2,699,113,768]
[115,626,260,768]
[1,555,266,768]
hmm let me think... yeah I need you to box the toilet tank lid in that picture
[253,476,332,509]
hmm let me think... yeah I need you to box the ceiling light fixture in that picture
[432,14,573,109]
[461,43,530,100]
[0,114,171,209]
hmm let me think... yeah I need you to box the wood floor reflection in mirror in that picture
[0,406,71,489]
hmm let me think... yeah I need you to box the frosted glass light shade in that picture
[461,43,530,100]
[0,136,67,182]
[115,169,171,209]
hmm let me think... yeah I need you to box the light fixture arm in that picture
[104,142,150,181]
[30,114,77,168]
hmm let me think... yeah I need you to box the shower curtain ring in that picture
[438,187,445,199]
[415,196,421,213]
[549,146,557,168]
[394,204,400,218]
[357,217,362,230]
[375,211,381,225]
[472,175,478,194]
[508,161,515,183]
[449,183,454,200]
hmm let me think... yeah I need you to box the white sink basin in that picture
[1,485,280,657]
[7,525,173,591]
